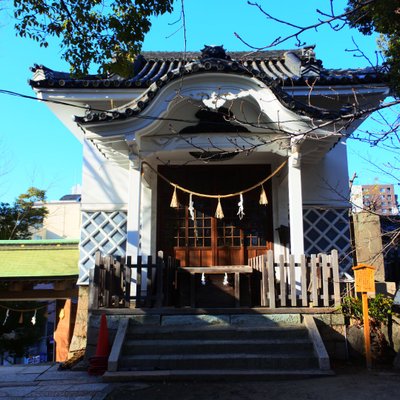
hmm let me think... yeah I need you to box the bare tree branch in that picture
[235,0,377,53]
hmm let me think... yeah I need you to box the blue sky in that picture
[0,0,398,203]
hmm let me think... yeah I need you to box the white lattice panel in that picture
[303,208,352,272]
[78,211,127,284]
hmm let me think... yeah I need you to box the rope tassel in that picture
[215,197,224,219]
[237,193,245,220]
[170,185,179,208]
[31,310,37,326]
[259,185,268,205]
[2,309,9,326]
[188,193,195,221]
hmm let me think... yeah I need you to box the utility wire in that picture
[0,88,300,128]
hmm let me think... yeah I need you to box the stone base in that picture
[68,286,89,358]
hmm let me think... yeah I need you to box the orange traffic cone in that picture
[88,313,110,375]
[95,313,110,357]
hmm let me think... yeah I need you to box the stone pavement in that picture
[0,363,113,399]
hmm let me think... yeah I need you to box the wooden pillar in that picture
[126,159,142,259]
[288,146,304,259]
[126,160,142,298]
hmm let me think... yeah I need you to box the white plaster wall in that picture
[81,139,129,211]
[301,141,350,207]
[34,202,81,239]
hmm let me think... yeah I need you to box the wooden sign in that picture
[353,264,376,294]
[352,263,376,369]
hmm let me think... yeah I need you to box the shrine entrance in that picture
[157,164,273,268]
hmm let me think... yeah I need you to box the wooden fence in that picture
[89,250,341,309]
[89,252,179,309]
[249,250,341,308]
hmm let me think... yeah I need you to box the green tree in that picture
[346,0,400,94]
[12,0,174,76]
[0,187,48,240]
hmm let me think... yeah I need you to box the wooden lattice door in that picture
[157,165,273,267]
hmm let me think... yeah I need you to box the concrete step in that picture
[105,315,333,381]
[119,352,318,370]
[123,338,313,356]
[126,325,309,341]
[103,368,334,382]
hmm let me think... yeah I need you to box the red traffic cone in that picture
[88,314,110,375]
[95,313,110,357]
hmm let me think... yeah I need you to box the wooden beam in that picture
[0,288,78,300]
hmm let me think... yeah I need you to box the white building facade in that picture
[30,46,389,288]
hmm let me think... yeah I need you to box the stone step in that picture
[103,368,334,382]
[119,352,318,370]
[127,325,309,341]
[123,338,313,356]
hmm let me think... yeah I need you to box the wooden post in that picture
[113,257,121,307]
[234,272,240,307]
[321,254,329,307]
[353,263,376,369]
[311,254,318,307]
[136,256,142,308]
[124,256,131,308]
[146,255,153,307]
[267,251,276,308]
[300,254,307,307]
[362,292,372,369]
[89,267,99,311]
[155,257,164,308]
[331,250,341,307]
[279,254,286,307]
[289,255,296,306]
[103,255,112,308]
[261,255,268,307]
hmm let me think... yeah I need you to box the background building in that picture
[351,184,399,215]
[32,192,81,240]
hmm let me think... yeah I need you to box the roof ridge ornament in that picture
[300,45,321,78]
[200,45,230,61]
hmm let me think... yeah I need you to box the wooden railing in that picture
[89,252,179,310]
[89,250,340,309]
[249,250,341,308]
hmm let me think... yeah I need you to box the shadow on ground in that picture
[105,361,400,400]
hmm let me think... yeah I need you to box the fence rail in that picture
[89,252,179,310]
[249,250,341,308]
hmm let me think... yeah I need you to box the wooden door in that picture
[157,165,273,267]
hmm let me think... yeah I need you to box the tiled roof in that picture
[29,45,388,124]
[0,240,79,279]
[30,46,387,89]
